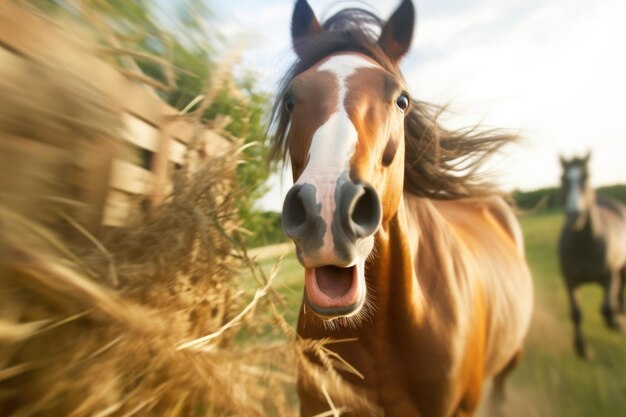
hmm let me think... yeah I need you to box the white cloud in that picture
[405,0,626,191]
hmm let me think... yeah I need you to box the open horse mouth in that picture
[304,263,365,318]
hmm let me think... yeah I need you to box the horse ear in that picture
[378,0,415,63]
[583,150,592,164]
[559,154,566,166]
[291,0,323,58]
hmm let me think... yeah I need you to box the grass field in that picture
[249,210,626,416]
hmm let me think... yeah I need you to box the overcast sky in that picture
[207,0,626,211]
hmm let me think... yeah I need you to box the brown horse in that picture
[558,153,626,358]
[272,1,534,415]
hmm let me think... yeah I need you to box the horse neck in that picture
[369,195,471,327]
[578,188,601,238]
[370,194,465,325]
[368,197,421,321]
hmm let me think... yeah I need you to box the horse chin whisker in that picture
[319,305,371,332]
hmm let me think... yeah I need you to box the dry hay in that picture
[0,175,297,417]
[0,41,298,417]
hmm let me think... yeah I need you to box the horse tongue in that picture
[315,265,354,298]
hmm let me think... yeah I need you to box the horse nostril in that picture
[282,184,319,239]
[282,186,306,236]
[283,187,306,227]
[349,184,381,238]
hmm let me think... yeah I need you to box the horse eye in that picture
[284,95,295,113]
[395,93,410,112]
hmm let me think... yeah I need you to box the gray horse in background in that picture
[559,153,626,358]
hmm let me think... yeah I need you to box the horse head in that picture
[559,151,592,230]
[278,0,415,320]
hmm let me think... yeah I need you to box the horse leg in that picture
[566,284,588,358]
[490,349,522,411]
[601,270,623,331]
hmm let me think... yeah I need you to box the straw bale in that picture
[0,41,121,233]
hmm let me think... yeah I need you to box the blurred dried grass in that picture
[0,50,296,415]
[0,3,295,416]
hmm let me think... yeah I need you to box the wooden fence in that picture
[0,2,231,230]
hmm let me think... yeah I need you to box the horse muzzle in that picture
[282,179,381,318]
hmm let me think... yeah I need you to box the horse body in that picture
[297,195,532,416]
[276,1,533,415]
[560,197,626,284]
[426,197,532,377]
[559,155,626,357]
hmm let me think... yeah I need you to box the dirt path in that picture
[247,242,293,261]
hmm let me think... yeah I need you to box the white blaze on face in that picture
[294,54,378,260]
[564,166,584,213]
